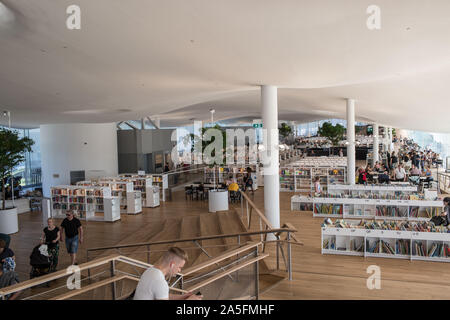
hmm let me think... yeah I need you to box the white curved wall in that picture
[40,123,118,197]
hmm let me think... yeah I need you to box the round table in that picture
[0,208,19,234]
[208,189,229,213]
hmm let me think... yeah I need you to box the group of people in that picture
[355,142,439,185]
[0,210,83,300]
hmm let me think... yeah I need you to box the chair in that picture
[197,185,205,200]
[184,186,193,200]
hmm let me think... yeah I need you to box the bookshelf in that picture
[151,174,168,201]
[328,184,418,199]
[291,195,443,221]
[280,168,295,191]
[118,174,155,207]
[96,180,142,214]
[278,166,346,193]
[50,186,120,222]
[322,219,450,262]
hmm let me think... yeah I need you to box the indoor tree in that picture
[279,123,292,138]
[318,122,345,147]
[0,128,34,210]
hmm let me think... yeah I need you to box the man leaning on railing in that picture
[133,247,202,300]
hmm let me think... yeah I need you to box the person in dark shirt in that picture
[60,211,83,266]
[164,163,170,173]
[378,170,390,184]
[41,218,60,272]
[0,239,15,270]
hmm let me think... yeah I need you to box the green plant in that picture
[318,122,345,146]
[0,128,34,210]
[279,123,292,138]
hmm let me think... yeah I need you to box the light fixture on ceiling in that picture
[2,110,11,128]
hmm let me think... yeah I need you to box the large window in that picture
[1,126,41,188]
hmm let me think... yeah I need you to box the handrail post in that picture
[254,246,259,300]
[259,218,263,242]
[86,250,91,282]
[287,232,292,281]
[246,199,249,227]
[110,260,117,300]
[276,240,280,270]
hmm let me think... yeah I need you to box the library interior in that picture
[1,0,450,301]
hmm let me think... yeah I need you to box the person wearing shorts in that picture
[60,211,83,266]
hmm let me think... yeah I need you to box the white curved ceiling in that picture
[0,0,450,132]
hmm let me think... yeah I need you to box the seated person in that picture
[393,164,407,182]
[0,261,20,300]
[410,165,421,176]
[228,180,240,192]
[228,180,240,202]
[378,170,390,184]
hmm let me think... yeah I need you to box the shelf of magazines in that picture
[322,219,450,262]
[291,195,443,221]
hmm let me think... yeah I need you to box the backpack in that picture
[430,216,446,226]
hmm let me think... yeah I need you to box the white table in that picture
[0,208,19,234]
[208,189,229,213]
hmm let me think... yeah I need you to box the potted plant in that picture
[318,122,345,155]
[0,128,34,234]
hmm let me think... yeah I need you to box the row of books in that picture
[396,239,410,255]
[314,204,343,215]
[317,192,421,200]
[409,207,440,218]
[325,219,450,233]
[322,238,336,250]
[367,239,395,254]
[375,206,408,217]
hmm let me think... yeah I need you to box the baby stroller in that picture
[29,244,51,281]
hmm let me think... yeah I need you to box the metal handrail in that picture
[87,227,296,253]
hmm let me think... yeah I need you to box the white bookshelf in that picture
[328,184,418,199]
[118,174,155,207]
[50,185,120,222]
[95,180,143,214]
[291,195,443,220]
[322,221,450,262]
[279,167,346,192]
[152,174,168,201]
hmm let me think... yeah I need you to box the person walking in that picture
[60,211,83,266]
[40,218,60,272]
[134,247,202,300]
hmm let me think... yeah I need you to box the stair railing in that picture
[86,227,298,281]
[239,189,302,280]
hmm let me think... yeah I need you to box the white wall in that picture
[40,123,118,197]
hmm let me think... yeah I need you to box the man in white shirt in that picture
[394,164,406,182]
[134,247,202,300]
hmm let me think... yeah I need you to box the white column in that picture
[261,85,280,236]
[346,99,356,184]
[40,123,119,197]
[373,123,379,164]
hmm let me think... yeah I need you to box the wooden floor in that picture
[10,188,450,300]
